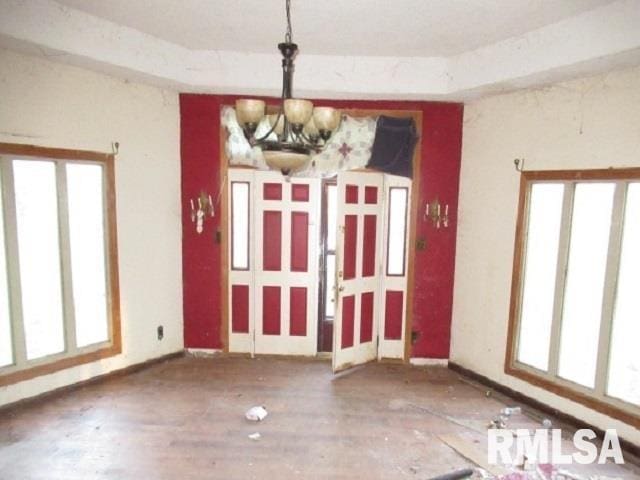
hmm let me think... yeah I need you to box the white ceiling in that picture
[1,0,639,100]
[54,0,612,56]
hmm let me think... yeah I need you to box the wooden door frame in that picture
[220,108,423,363]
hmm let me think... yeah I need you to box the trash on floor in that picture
[248,432,261,440]
[489,405,522,429]
[488,415,508,429]
[245,406,268,421]
[501,407,522,416]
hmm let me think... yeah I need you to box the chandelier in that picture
[234,0,341,175]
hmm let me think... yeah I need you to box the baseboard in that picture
[0,350,185,414]
[410,358,448,366]
[448,361,640,461]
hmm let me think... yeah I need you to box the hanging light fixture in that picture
[235,0,341,175]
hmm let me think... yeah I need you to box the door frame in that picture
[220,108,423,362]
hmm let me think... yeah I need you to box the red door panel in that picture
[290,287,307,336]
[290,211,309,272]
[362,214,377,277]
[360,291,374,343]
[364,186,378,204]
[263,211,282,271]
[231,284,249,333]
[343,214,357,280]
[291,184,309,202]
[341,295,355,349]
[263,183,282,200]
[263,286,281,335]
[384,290,404,340]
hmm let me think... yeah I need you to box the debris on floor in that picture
[501,407,522,416]
[245,406,268,421]
[489,405,523,429]
[247,432,261,440]
[488,416,508,430]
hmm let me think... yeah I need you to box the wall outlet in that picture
[157,325,164,340]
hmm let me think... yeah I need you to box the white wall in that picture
[0,49,183,406]
[452,65,640,444]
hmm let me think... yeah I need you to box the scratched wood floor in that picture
[0,355,638,480]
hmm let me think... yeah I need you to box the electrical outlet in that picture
[157,325,164,340]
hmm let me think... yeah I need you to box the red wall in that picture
[180,94,463,357]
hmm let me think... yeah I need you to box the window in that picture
[507,168,640,428]
[230,182,250,270]
[0,144,121,387]
[386,187,408,276]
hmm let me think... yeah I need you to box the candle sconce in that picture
[190,190,215,234]
[424,197,449,229]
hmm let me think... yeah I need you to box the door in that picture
[227,168,321,356]
[254,171,320,355]
[332,171,384,372]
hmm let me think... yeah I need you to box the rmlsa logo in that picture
[488,429,624,465]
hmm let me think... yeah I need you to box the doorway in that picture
[226,168,412,370]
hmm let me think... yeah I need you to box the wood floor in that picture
[0,355,638,479]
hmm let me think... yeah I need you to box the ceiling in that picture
[1,0,639,100]
[55,0,611,57]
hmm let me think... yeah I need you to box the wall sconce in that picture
[424,197,449,228]
[190,191,214,234]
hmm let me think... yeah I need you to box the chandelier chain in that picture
[285,0,292,43]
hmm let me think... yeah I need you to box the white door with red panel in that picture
[227,168,320,356]
[332,171,385,372]
[254,171,320,355]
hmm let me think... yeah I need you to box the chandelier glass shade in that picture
[234,0,341,175]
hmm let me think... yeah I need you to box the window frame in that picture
[506,167,640,429]
[0,143,121,387]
